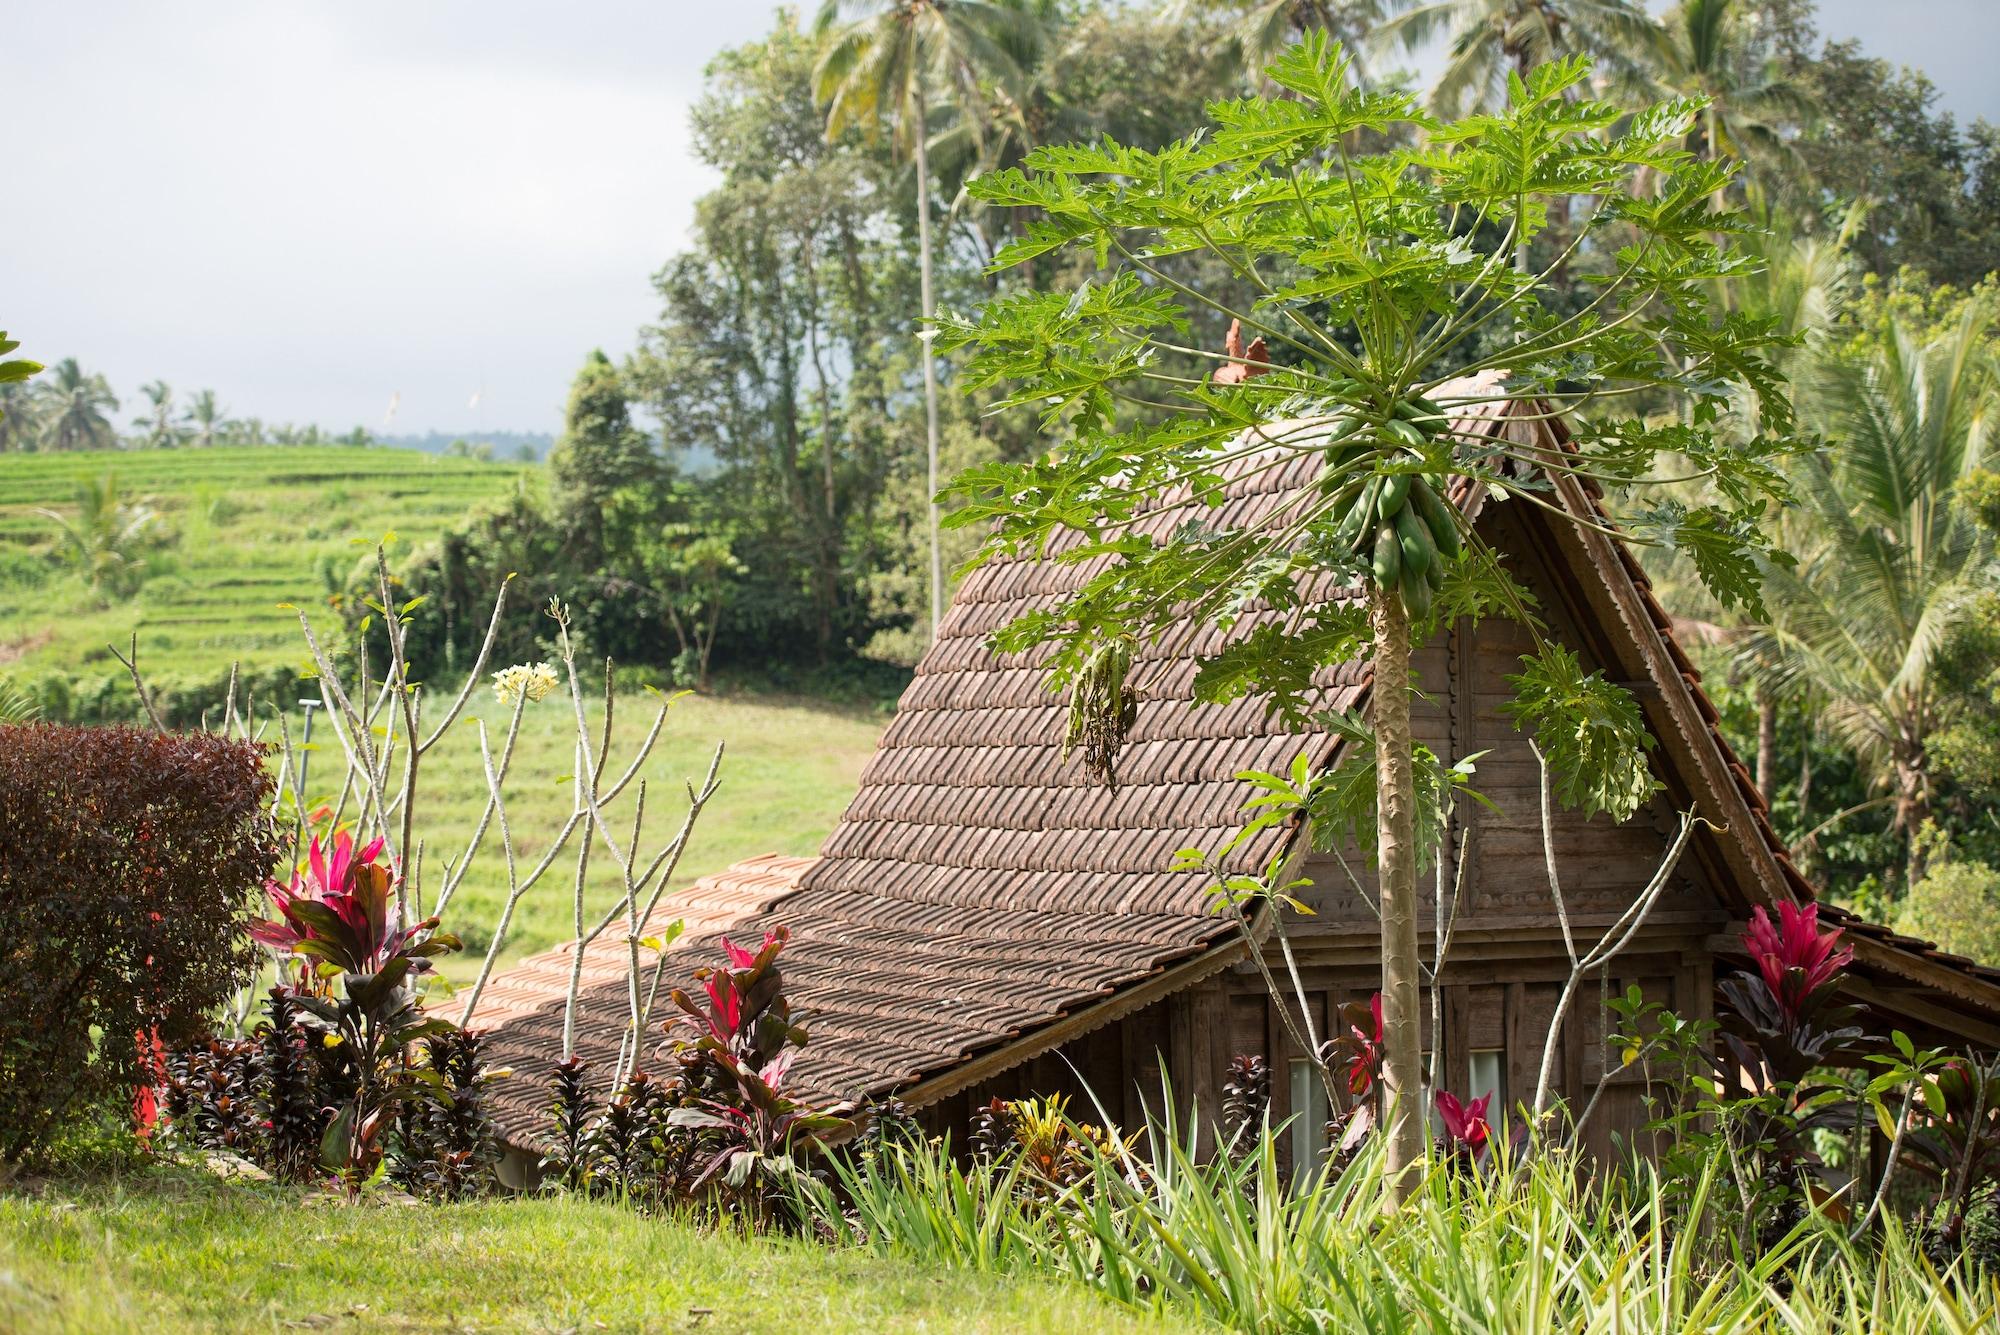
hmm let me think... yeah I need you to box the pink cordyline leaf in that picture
[247,831,402,971]
[720,927,789,974]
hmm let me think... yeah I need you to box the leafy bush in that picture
[1897,860,2000,967]
[663,928,852,1219]
[0,723,280,1168]
[395,1027,502,1202]
[541,928,852,1223]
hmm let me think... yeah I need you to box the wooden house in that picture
[477,397,2000,1170]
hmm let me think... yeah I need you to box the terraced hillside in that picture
[0,446,529,716]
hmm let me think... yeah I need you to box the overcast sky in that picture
[5,2,1994,438]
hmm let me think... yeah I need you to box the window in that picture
[1288,1058,1330,1184]
[1470,1047,1506,1113]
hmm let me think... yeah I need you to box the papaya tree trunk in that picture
[1369,583,1425,1201]
[1755,688,1776,799]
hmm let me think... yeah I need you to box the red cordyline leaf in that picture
[1435,1090,1491,1152]
[247,831,403,972]
[1348,992,1384,1096]
[1742,902,1851,1019]
[720,927,788,973]
[702,972,742,1038]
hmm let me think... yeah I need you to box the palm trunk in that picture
[1369,584,1425,1202]
[1755,689,1776,799]
[914,94,945,636]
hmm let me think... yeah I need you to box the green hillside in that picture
[0,446,529,716]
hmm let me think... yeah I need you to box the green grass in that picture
[407,689,885,983]
[0,1168,1190,1335]
[1,445,890,980]
[0,445,527,688]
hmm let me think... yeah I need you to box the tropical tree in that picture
[1630,0,1813,186]
[1179,0,1388,87]
[547,350,657,567]
[35,358,119,452]
[812,0,1043,635]
[1740,296,1999,885]
[0,331,42,453]
[941,39,1801,1196]
[1701,204,1863,794]
[36,472,160,599]
[1375,0,1656,116]
[181,389,231,447]
[132,380,180,448]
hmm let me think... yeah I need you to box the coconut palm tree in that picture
[0,677,37,723]
[35,358,120,452]
[36,472,160,600]
[1630,0,1813,185]
[1741,298,1999,885]
[0,380,42,453]
[1376,0,1657,116]
[182,388,231,447]
[1179,0,1388,87]
[812,0,1042,635]
[132,380,181,448]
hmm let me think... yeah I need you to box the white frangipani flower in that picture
[492,661,560,706]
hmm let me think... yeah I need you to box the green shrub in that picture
[0,724,283,1167]
[1897,860,2000,966]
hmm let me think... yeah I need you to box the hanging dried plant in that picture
[1061,635,1139,786]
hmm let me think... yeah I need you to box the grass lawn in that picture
[0,1168,1191,1334]
[407,688,887,984]
[1,444,893,981]
[0,445,526,690]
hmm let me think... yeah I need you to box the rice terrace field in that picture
[0,445,527,694]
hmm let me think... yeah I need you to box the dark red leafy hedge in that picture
[0,723,282,1164]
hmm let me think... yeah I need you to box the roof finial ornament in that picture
[1210,319,1270,386]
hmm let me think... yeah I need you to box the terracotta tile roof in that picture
[473,416,1419,1147]
[475,393,2000,1147]
[478,853,813,1146]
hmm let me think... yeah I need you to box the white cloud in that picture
[3,1,779,434]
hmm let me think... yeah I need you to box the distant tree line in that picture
[0,363,380,454]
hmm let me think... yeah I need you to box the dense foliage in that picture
[0,723,279,1166]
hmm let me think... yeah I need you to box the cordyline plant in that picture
[937,35,1805,1195]
[665,929,852,1219]
[248,828,461,1191]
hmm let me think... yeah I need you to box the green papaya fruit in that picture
[1371,521,1401,588]
[1395,505,1434,578]
[1410,478,1463,560]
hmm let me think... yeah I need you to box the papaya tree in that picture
[938,36,1804,1196]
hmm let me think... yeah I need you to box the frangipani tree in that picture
[939,37,1803,1195]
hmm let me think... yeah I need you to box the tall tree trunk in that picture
[1369,584,1425,1203]
[914,94,945,636]
[1755,688,1776,799]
